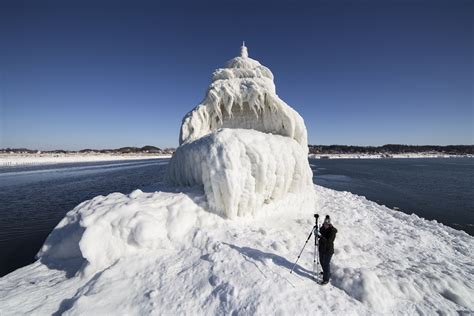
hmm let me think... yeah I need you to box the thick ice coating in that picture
[168,45,314,218]
[168,129,313,218]
[179,44,308,148]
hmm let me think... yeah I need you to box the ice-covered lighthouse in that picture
[167,43,314,218]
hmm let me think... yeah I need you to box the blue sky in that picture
[0,0,472,150]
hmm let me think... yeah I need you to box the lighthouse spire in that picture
[240,41,248,58]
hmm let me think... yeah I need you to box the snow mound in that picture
[36,184,315,277]
[37,189,213,274]
[167,129,313,218]
[179,43,307,147]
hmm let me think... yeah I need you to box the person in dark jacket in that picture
[318,215,337,285]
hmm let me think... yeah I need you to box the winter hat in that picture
[324,215,331,224]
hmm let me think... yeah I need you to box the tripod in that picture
[290,214,319,280]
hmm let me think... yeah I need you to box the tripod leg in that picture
[312,242,317,280]
[314,237,319,277]
[313,219,319,280]
[290,227,315,274]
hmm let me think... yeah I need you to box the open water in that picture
[0,159,169,277]
[311,157,473,236]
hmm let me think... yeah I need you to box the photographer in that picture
[318,215,337,285]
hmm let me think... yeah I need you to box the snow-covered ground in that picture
[0,154,172,167]
[0,184,472,315]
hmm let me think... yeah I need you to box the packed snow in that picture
[1,185,473,315]
[1,44,473,315]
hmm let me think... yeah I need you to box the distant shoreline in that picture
[0,153,171,167]
[308,144,472,157]
[0,152,472,168]
[309,153,473,159]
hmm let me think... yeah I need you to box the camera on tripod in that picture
[290,213,321,278]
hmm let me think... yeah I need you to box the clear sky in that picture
[0,0,472,150]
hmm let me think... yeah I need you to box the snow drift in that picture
[37,190,208,274]
[168,44,313,218]
[35,184,315,276]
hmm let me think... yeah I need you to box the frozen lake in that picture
[0,157,472,277]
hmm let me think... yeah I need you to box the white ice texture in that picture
[179,46,307,147]
[168,44,313,218]
[168,129,313,218]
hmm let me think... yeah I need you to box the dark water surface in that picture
[0,159,169,277]
[0,157,472,277]
[311,158,474,236]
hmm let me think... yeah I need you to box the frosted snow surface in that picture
[169,44,313,218]
[1,185,473,315]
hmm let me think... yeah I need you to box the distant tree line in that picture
[0,146,176,154]
[308,144,473,155]
[2,144,473,156]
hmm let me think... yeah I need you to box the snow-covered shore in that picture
[0,154,172,167]
[0,184,472,315]
[1,152,468,168]
[309,153,471,159]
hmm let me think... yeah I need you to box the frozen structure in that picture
[178,43,307,147]
[167,43,314,218]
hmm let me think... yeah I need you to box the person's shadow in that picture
[223,243,316,281]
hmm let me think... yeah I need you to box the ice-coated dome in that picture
[179,43,308,148]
